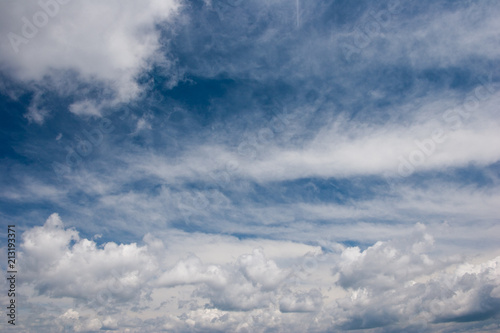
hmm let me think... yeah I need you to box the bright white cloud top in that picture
[0,0,499,332]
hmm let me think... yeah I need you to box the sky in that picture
[0,0,500,332]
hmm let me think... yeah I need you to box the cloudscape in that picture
[1,0,500,332]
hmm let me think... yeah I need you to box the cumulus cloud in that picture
[156,255,227,288]
[157,248,290,311]
[334,223,438,290]
[325,224,500,330]
[237,248,290,290]
[0,0,182,119]
[279,288,323,313]
[12,214,500,332]
[332,253,500,331]
[57,309,103,332]
[20,213,158,304]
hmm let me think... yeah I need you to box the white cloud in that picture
[20,213,158,303]
[156,248,291,311]
[399,4,500,68]
[25,103,49,124]
[113,86,500,186]
[238,248,290,290]
[68,99,101,117]
[331,253,500,330]
[0,0,182,120]
[156,255,227,288]
[334,224,439,291]
[279,288,323,313]
[13,214,500,332]
[0,179,67,202]
[58,309,103,332]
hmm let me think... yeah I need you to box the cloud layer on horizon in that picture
[2,214,498,332]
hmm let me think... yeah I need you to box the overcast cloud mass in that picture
[1,0,500,332]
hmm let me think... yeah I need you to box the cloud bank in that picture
[1,214,496,332]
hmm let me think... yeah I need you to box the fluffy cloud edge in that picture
[2,213,498,332]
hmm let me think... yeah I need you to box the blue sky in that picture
[1,0,500,332]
